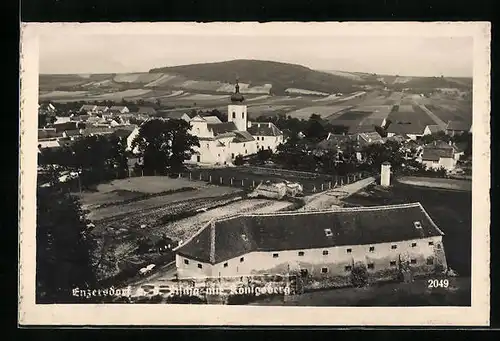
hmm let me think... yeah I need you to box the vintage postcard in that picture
[19,22,490,326]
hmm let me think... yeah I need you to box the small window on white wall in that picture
[321,267,328,274]
[198,264,202,269]
[184,259,189,265]
[223,262,228,268]
[232,112,236,119]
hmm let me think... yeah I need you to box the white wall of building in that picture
[176,236,445,279]
[422,157,456,171]
[227,104,248,132]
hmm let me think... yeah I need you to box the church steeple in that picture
[230,77,244,103]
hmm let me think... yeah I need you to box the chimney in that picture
[380,162,391,187]
[209,221,216,264]
[268,122,272,128]
[247,121,252,128]
[449,140,452,146]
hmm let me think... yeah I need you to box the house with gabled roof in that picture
[417,140,464,171]
[386,122,426,140]
[157,111,191,122]
[423,124,443,136]
[174,202,448,280]
[247,121,284,152]
[79,104,98,114]
[445,121,471,137]
[109,105,130,114]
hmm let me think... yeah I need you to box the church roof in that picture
[207,122,238,135]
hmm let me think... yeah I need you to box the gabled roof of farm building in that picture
[38,129,62,140]
[157,111,190,120]
[207,122,238,135]
[70,114,90,122]
[95,105,109,111]
[79,104,97,111]
[421,148,454,161]
[202,116,222,123]
[386,122,425,135]
[63,129,81,137]
[81,126,115,136]
[135,106,157,114]
[316,133,357,150]
[232,131,255,143]
[426,124,443,134]
[175,203,444,264]
[52,121,79,133]
[109,105,129,111]
[247,122,283,136]
[446,120,470,131]
[348,124,376,134]
[357,132,383,144]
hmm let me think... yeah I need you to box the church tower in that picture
[227,78,247,131]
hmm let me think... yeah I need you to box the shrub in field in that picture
[351,263,369,288]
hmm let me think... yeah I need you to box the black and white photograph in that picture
[19,22,490,326]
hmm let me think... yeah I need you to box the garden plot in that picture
[86,185,242,222]
[397,104,414,112]
[157,199,295,242]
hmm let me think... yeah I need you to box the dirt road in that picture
[300,177,375,211]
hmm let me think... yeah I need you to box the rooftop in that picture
[175,202,443,264]
[446,121,471,132]
[207,122,238,136]
[247,122,283,137]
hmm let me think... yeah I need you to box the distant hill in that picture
[149,59,365,95]
[391,76,472,90]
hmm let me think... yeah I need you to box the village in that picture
[36,79,473,306]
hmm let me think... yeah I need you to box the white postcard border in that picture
[19,21,491,326]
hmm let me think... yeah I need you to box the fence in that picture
[175,168,372,195]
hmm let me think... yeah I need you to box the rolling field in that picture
[286,106,351,119]
[425,103,472,125]
[387,105,435,125]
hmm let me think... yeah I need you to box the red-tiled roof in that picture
[175,203,443,264]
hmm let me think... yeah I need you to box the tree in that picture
[351,263,369,288]
[132,118,199,175]
[233,154,245,166]
[36,178,97,303]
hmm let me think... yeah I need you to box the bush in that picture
[233,154,245,166]
[351,263,369,288]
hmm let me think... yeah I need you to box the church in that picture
[187,81,284,165]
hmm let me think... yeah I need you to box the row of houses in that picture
[38,84,285,166]
[315,129,465,172]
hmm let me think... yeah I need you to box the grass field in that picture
[343,180,472,276]
[387,105,435,125]
[286,106,351,119]
[425,103,472,125]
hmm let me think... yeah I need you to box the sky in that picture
[39,34,473,77]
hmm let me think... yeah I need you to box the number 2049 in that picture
[428,279,449,288]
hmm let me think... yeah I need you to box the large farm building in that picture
[174,203,448,282]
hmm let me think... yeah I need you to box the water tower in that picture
[380,162,391,187]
